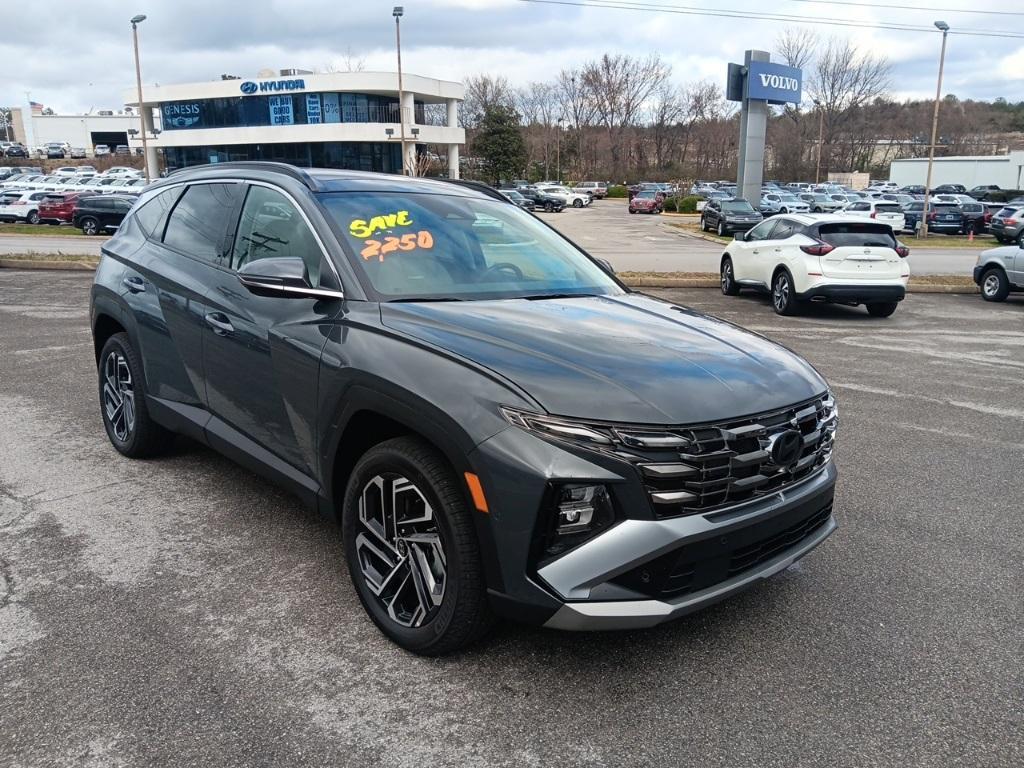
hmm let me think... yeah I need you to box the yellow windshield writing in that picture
[349,210,413,238]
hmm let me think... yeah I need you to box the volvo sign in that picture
[727,51,804,206]
[747,61,802,105]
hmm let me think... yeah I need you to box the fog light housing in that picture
[542,483,616,559]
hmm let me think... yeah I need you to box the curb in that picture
[0,258,981,293]
[0,258,98,270]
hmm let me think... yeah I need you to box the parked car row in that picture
[0,141,131,159]
[0,168,146,203]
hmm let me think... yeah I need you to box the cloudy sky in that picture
[2,0,1022,114]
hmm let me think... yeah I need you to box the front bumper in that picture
[973,265,985,285]
[540,463,836,629]
[798,284,906,303]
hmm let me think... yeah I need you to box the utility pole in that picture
[921,21,950,239]
[130,14,150,182]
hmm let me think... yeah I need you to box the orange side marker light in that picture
[464,472,489,513]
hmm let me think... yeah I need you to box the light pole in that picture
[813,99,824,184]
[556,117,564,181]
[920,20,950,239]
[130,14,150,182]
[393,6,408,176]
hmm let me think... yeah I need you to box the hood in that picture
[380,294,826,425]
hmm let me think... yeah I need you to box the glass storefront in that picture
[162,141,404,174]
[160,93,427,131]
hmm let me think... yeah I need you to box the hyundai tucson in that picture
[90,163,838,654]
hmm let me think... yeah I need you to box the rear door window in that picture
[133,186,182,239]
[768,219,797,240]
[817,222,897,248]
[163,183,243,262]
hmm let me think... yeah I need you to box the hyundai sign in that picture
[746,61,802,104]
[239,79,306,95]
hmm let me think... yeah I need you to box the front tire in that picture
[866,302,899,317]
[573,199,583,208]
[980,268,1010,302]
[98,333,172,458]
[343,437,495,655]
[716,221,726,237]
[80,216,99,235]
[545,202,554,213]
[27,211,40,225]
[771,270,799,315]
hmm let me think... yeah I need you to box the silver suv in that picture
[989,205,1024,245]
[760,192,810,215]
[974,243,1024,302]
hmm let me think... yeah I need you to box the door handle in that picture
[122,276,145,293]
[204,312,234,335]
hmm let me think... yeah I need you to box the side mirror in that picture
[237,257,343,300]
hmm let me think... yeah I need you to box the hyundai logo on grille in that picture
[768,429,803,468]
[240,81,258,94]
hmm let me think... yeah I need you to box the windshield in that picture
[637,191,656,199]
[722,201,755,213]
[318,192,624,302]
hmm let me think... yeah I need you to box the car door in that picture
[761,218,798,285]
[732,218,777,283]
[123,182,238,411]
[105,197,133,231]
[201,182,342,476]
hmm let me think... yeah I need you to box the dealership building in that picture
[125,70,465,179]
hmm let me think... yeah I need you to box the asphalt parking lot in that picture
[1,269,1021,767]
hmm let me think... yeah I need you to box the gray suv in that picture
[89,162,838,654]
[974,243,1024,301]
[989,205,1024,245]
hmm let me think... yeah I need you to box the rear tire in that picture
[771,270,798,316]
[700,216,708,231]
[98,333,172,458]
[866,302,898,318]
[343,437,495,655]
[980,268,1010,302]
[27,211,40,225]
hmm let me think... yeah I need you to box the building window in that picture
[160,93,402,131]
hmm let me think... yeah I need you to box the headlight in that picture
[500,407,613,446]
[541,483,617,558]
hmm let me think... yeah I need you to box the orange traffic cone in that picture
[968,229,974,242]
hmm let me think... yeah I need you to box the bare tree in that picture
[461,74,514,129]
[555,68,597,176]
[583,53,671,175]
[647,83,685,170]
[807,37,891,176]
[320,47,366,73]
[516,82,560,177]
[776,28,818,71]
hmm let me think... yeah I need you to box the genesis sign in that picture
[746,61,802,105]
[239,79,306,95]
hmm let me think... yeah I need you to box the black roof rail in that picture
[436,178,512,203]
[172,161,320,190]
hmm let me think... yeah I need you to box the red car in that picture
[628,190,662,214]
[37,192,85,225]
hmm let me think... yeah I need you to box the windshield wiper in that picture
[520,292,599,301]
[388,296,465,303]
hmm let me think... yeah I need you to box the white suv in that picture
[539,185,591,208]
[841,200,906,232]
[719,214,910,317]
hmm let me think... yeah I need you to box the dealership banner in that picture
[268,96,294,126]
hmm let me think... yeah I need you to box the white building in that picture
[124,70,465,179]
[9,107,137,153]
[889,151,1024,190]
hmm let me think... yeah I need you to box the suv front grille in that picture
[613,394,836,518]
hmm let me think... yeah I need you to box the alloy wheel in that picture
[102,351,135,441]
[773,273,790,312]
[721,261,733,292]
[982,273,1001,298]
[354,474,447,628]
